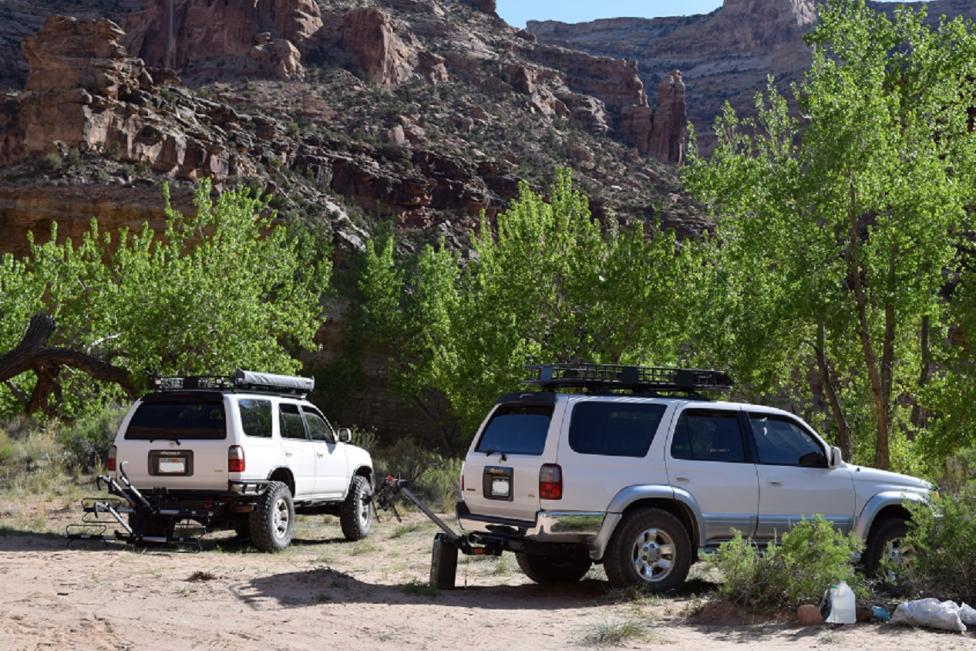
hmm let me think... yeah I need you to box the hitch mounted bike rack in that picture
[65,462,212,548]
[374,476,505,589]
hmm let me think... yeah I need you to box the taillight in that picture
[539,464,562,500]
[228,445,245,473]
[107,445,117,472]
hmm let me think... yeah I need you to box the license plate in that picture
[491,478,511,497]
[158,457,186,474]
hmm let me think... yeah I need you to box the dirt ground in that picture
[1,494,974,651]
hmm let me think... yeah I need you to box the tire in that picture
[128,512,173,540]
[603,507,692,592]
[249,481,294,552]
[339,475,373,541]
[430,533,459,590]
[516,550,592,585]
[862,517,909,577]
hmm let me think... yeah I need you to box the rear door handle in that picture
[285,452,293,457]
[316,453,324,458]
[768,480,783,486]
[675,476,690,482]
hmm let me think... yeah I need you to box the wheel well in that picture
[621,498,699,550]
[867,504,911,540]
[268,468,295,496]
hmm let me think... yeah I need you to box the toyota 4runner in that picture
[108,370,374,551]
[457,364,932,592]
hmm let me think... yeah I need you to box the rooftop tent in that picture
[233,369,315,395]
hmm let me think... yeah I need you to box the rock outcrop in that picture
[1,16,236,177]
[459,0,497,16]
[124,0,323,80]
[334,8,418,87]
[527,0,976,151]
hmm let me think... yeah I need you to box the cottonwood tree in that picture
[0,180,330,417]
[685,0,976,468]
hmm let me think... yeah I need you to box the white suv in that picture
[457,364,931,592]
[108,370,374,551]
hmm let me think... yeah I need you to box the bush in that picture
[57,405,127,471]
[0,418,69,491]
[715,516,864,612]
[374,439,460,513]
[897,490,976,604]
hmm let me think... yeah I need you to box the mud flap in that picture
[430,533,459,590]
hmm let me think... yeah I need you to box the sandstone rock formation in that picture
[334,8,418,87]
[459,0,497,16]
[528,0,976,151]
[124,0,323,80]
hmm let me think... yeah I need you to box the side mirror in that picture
[337,427,352,444]
[830,446,843,468]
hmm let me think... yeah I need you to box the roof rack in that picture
[525,363,733,396]
[151,369,315,397]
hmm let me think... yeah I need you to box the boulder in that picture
[797,604,824,626]
[338,8,417,87]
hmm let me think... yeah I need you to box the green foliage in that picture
[896,491,976,603]
[684,0,976,471]
[715,516,864,611]
[361,170,699,447]
[373,439,460,512]
[0,180,331,418]
[57,406,128,471]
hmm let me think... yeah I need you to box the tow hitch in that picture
[65,462,214,547]
[375,476,503,589]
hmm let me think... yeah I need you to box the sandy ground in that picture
[1,495,975,651]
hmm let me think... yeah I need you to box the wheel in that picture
[603,507,692,592]
[128,512,174,539]
[862,518,910,577]
[516,550,592,585]
[249,481,294,552]
[430,533,459,590]
[339,475,373,541]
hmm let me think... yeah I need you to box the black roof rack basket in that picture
[151,369,315,397]
[525,363,733,395]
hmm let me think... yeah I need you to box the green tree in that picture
[0,180,331,417]
[685,0,976,469]
[361,171,700,449]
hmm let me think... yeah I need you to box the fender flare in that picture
[590,485,706,560]
[853,490,928,540]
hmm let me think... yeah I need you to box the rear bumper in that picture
[456,502,617,560]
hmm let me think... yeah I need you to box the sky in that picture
[496,0,923,29]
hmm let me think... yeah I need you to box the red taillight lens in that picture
[107,445,117,472]
[539,464,562,500]
[228,445,245,473]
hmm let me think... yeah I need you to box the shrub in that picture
[57,405,127,471]
[897,490,976,604]
[374,439,460,512]
[0,418,69,492]
[715,516,864,612]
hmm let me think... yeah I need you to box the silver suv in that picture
[458,364,931,592]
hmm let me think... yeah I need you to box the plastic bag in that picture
[890,598,967,633]
[960,603,976,627]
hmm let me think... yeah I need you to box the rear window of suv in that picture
[569,402,667,457]
[125,398,226,440]
[476,405,553,456]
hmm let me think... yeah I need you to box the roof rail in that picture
[525,363,733,395]
[151,369,315,397]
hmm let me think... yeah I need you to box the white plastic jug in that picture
[824,581,857,624]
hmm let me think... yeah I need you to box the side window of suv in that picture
[239,399,272,438]
[279,403,308,440]
[748,413,827,467]
[302,407,335,443]
[568,402,667,457]
[671,410,746,462]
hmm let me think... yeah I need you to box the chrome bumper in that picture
[457,506,619,560]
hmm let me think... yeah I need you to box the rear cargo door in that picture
[115,393,229,491]
[460,395,559,522]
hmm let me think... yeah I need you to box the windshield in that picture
[125,399,227,440]
[476,405,553,456]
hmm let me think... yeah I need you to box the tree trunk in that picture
[0,313,137,412]
[815,321,852,460]
[910,315,931,434]
[846,176,890,469]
